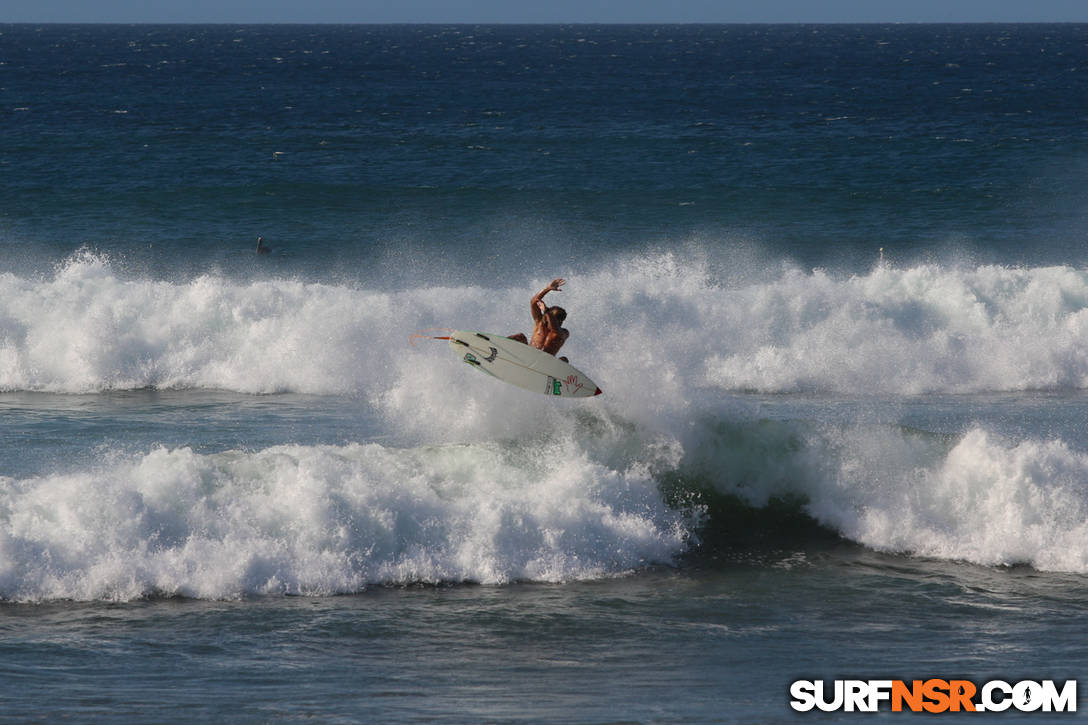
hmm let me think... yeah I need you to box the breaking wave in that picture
[0,430,691,602]
[5,248,1088,601]
[4,249,1088,398]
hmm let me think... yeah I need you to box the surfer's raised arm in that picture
[530,278,565,321]
[527,278,569,357]
[510,278,569,357]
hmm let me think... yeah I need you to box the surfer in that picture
[509,278,569,359]
[256,236,271,254]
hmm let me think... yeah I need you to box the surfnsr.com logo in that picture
[790,679,1077,713]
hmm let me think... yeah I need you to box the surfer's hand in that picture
[550,278,565,291]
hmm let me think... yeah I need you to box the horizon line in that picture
[3,20,1088,25]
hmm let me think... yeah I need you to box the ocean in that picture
[3,22,1088,722]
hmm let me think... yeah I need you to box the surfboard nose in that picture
[594,387,602,396]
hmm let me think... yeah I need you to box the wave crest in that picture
[6,250,1088,398]
[674,417,1088,573]
[0,436,692,602]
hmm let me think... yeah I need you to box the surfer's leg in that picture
[508,333,528,344]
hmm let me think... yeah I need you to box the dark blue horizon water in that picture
[3,23,1088,723]
[5,23,1088,280]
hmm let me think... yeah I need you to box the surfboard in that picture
[448,331,602,397]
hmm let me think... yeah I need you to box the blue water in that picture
[3,23,1088,722]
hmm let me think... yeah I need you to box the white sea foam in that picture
[6,248,1088,597]
[4,249,1088,400]
[852,424,1088,570]
[8,411,1086,602]
[0,434,691,602]
[703,261,1088,394]
[821,426,1088,572]
[683,419,1088,573]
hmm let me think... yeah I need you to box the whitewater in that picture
[6,248,1088,398]
[5,248,1088,603]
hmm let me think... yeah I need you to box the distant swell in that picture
[4,249,1088,399]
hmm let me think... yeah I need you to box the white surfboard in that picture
[448,331,602,398]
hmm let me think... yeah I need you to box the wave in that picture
[0,432,692,602]
[671,418,1088,573]
[6,248,1088,600]
[4,248,1088,399]
[703,260,1088,395]
[5,408,1088,602]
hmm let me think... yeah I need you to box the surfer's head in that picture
[548,306,567,323]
